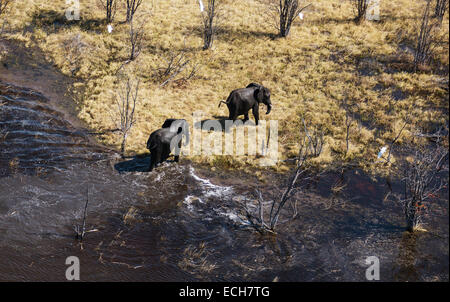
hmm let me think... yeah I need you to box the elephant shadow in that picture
[114,155,151,173]
[194,116,256,133]
[114,154,179,173]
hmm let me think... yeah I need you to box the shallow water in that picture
[0,82,448,281]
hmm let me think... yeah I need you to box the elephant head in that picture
[252,84,272,115]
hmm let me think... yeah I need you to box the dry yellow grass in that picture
[2,0,449,175]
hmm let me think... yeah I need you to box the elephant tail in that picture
[218,100,228,108]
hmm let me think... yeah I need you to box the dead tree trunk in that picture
[279,1,310,37]
[262,0,310,38]
[353,0,369,23]
[103,0,117,23]
[201,0,221,50]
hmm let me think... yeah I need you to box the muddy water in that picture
[0,82,448,281]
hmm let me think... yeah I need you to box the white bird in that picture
[198,0,204,12]
[377,146,388,158]
[299,12,304,20]
[107,24,113,33]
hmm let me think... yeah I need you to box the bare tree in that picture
[243,118,324,233]
[391,131,448,232]
[111,76,140,158]
[434,0,448,23]
[352,0,369,23]
[414,0,438,72]
[99,0,118,23]
[155,47,202,87]
[201,0,222,50]
[128,18,145,61]
[262,0,311,37]
[126,0,144,23]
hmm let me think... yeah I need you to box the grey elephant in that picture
[146,119,189,171]
[218,83,272,125]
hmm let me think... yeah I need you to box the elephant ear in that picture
[254,87,264,103]
[162,119,176,128]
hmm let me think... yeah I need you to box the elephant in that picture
[218,83,272,126]
[146,119,190,171]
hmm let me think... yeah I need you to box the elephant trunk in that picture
[266,103,272,115]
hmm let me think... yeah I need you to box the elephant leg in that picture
[154,147,162,167]
[252,105,260,126]
[161,144,171,163]
[149,150,157,171]
[243,112,249,123]
[229,105,239,121]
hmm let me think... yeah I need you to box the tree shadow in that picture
[183,25,278,44]
[30,9,107,34]
[308,15,420,26]
[217,27,278,42]
[308,17,357,26]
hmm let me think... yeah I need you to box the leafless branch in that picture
[74,187,90,242]
[414,0,439,72]
[155,46,203,87]
[98,0,118,23]
[260,0,311,37]
[434,0,448,24]
[201,0,224,50]
[110,75,140,157]
[243,118,324,233]
[386,119,409,163]
[389,128,449,232]
[128,17,146,61]
[126,0,145,23]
